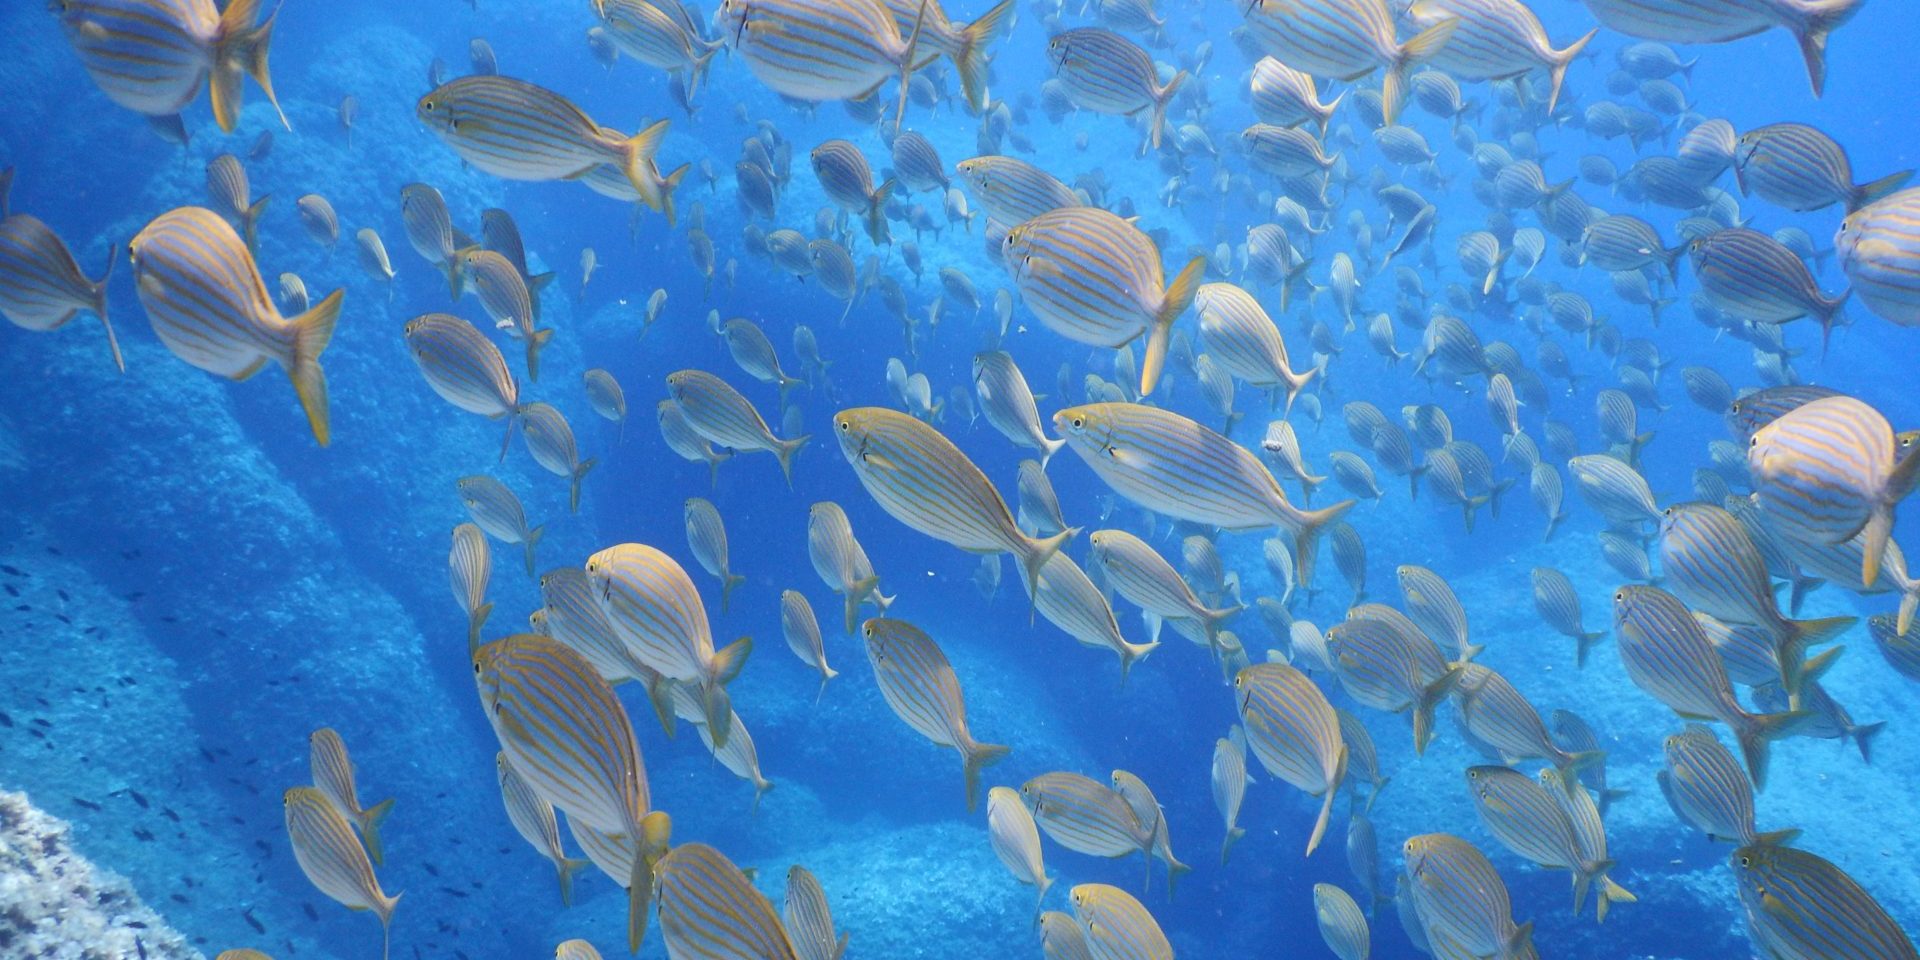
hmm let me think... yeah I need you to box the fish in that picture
[1089,529,1240,654]
[519,402,596,513]
[399,183,464,299]
[1659,724,1798,848]
[1397,565,1477,660]
[1566,454,1660,528]
[1242,0,1459,126]
[1837,186,1920,327]
[717,0,935,133]
[1045,28,1187,149]
[457,475,544,576]
[1249,57,1343,134]
[954,156,1085,226]
[1580,214,1683,277]
[861,617,1008,811]
[806,501,895,633]
[670,369,810,483]
[582,369,627,437]
[307,728,394,868]
[1194,282,1316,411]
[890,130,949,193]
[283,787,398,960]
[1053,403,1353,587]
[474,634,669,951]
[810,139,895,245]
[1211,727,1250,864]
[1611,585,1806,790]
[295,195,339,248]
[653,843,797,959]
[450,523,493,654]
[1069,884,1172,960]
[417,77,685,221]
[1750,396,1918,586]
[1453,665,1600,776]
[356,228,397,298]
[555,941,601,960]
[1735,122,1911,213]
[539,568,662,702]
[128,207,340,446]
[665,682,774,805]
[1402,833,1532,960]
[495,752,591,906]
[1689,228,1850,347]
[464,248,552,380]
[1021,771,1153,866]
[593,0,724,96]
[1002,207,1206,397]
[779,590,837,697]
[782,865,846,960]
[1531,567,1606,667]
[1233,661,1347,856]
[720,317,807,404]
[1313,883,1371,960]
[585,542,751,748]
[1110,770,1190,891]
[1324,614,1460,753]
[658,398,734,483]
[403,313,522,458]
[1016,459,1069,537]
[1039,910,1096,960]
[203,154,269,253]
[57,0,287,133]
[974,351,1067,467]
[1580,0,1864,97]
[683,497,745,612]
[1463,765,1610,916]
[1539,768,1637,922]
[1729,843,1918,960]
[0,213,123,372]
[833,406,1071,601]
[987,785,1052,908]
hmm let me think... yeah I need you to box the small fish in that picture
[1211,727,1250,864]
[1567,455,1660,528]
[1194,282,1316,411]
[784,864,847,960]
[519,402,596,513]
[654,843,792,959]
[1690,228,1849,346]
[1735,122,1910,212]
[203,154,269,253]
[457,475,544,576]
[1312,883,1370,960]
[399,184,463,299]
[283,787,397,960]
[987,785,1052,907]
[294,195,340,249]
[1046,28,1187,149]
[403,313,521,456]
[1402,833,1532,960]
[1089,529,1239,654]
[1243,0,1459,126]
[0,213,123,371]
[778,590,837,697]
[449,523,493,653]
[1249,57,1343,134]
[806,501,894,633]
[683,497,745,612]
[582,369,627,438]
[1039,910,1096,960]
[585,543,750,748]
[974,351,1066,467]
[1660,724,1797,848]
[810,139,894,246]
[658,399,734,483]
[862,617,1008,811]
[1069,884,1172,960]
[717,0,934,133]
[1531,567,1605,667]
[495,752,590,906]
[669,369,810,483]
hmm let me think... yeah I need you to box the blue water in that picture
[3,1,1919,958]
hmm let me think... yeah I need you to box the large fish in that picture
[1234,661,1347,856]
[717,0,936,132]
[283,786,398,960]
[1750,396,1919,587]
[1578,0,1864,97]
[1242,0,1459,126]
[57,0,287,133]
[0,213,123,371]
[1838,186,1920,327]
[861,617,1009,811]
[654,843,800,959]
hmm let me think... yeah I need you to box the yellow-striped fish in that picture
[129,207,341,446]
[668,369,810,484]
[1730,843,1913,960]
[1194,282,1316,411]
[1022,771,1153,869]
[496,752,591,906]
[1002,207,1205,396]
[780,589,838,697]
[987,784,1052,908]
[204,153,269,253]
[658,398,734,483]
[1111,770,1190,892]
[593,0,724,96]
[283,786,398,960]
[783,864,847,960]
[834,407,1072,601]
[58,0,288,133]
[862,617,1008,811]
[1402,833,1531,960]
[583,368,628,437]
[307,728,394,867]
[450,522,493,653]
[685,497,746,612]
[519,402,596,513]
[1026,551,1160,679]
[404,313,521,458]
[1089,528,1239,654]
[1243,0,1458,126]
[1462,765,1603,918]
[973,351,1066,466]
[806,501,895,633]
[1750,395,1918,588]
[585,542,751,747]
[1235,661,1347,856]
[295,194,339,249]
[555,940,602,960]
[718,0,934,134]
[666,681,775,807]
[1040,910,1096,960]
[1069,883,1172,960]
[1313,883,1370,960]
[1212,727,1249,864]
[399,183,465,299]
[356,227,397,297]
[0,213,123,371]
[463,248,553,381]
[655,842,799,959]
[457,475,544,576]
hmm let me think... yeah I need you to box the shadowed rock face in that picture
[0,790,200,959]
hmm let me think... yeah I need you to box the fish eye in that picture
[839,420,851,431]
[1613,590,1625,602]
[1739,856,1752,867]
[1072,417,1084,428]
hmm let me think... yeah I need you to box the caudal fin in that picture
[952,0,1013,111]
[1304,745,1348,857]
[522,525,544,578]
[93,242,125,373]
[242,194,271,254]
[555,855,590,907]
[660,163,689,228]
[1382,18,1458,127]
[962,739,1011,813]
[1595,873,1637,924]
[720,572,745,613]
[774,434,812,487]
[357,797,395,866]
[1288,498,1356,594]
[620,119,673,213]
[1039,434,1067,470]
[525,327,554,383]
[1547,29,1597,114]
[467,602,492,655]
[1148,70,1189,151]
[1734,708,1808,791]
[1140,256,1206,397]
[569,457,597,513]
[213,0,288,133]
[1220,826,1246,865]
[286,288,342,447]
[1851,169,1913,211]
[1778,614,1855,706]
[894,0,932,134]
[1017,527,1077,610]
[1412,667,1464,755]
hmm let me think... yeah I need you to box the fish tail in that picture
[555,855,591,908]
[1576,630,1605,669]
[1280,258,1312,313]
[644,672,678,738]
[688,43,721,102]
[1148,69,1189,151]
[1317,91,1344,138]
[1412,667,1464,756]
[522,525,544,578]
[214,0,287,133]
[866,180,895,246]
[1661,243,1687,283]
[1598,873,1637,923]
[896,0,932,135]
[378,889,398,960]
[961,739,1011,813]
[1220,826,1245,865]
[1754,827,1802,847]
[1461,492,1488,533]
[569,457,596,513]
[1734,708,1809,792]
[286,288,342,447]
[1558,749,1606,782]
[1117,638,1160,686]
[1852,719,1888,764]
[1547,29,1598,115]
[661,163,689,228]
[1501,921,1534,960]
[1018,526,1075,605]
[1851,169,1913,211]
[1780,616,1855,703]
[700,678,736,749]
[525,327,554,383]
[1861,504,1892,588]
[438,257,464,301]
[1283,363,1318,417]
[954,0,1013,111]
[720,572,745,613]
[94,241,125,373]
[1792,2,1851,98]
[1384,17,1458,126]
[467,602,491,655]
[1039,434,1067,470]
[1141,255,1206,397]
[1305,744,1347,857]
[620,119,672,213]
[774,433,811,487]
[627,838,654,953]
[712,635,752,687]
[1900,583,1918,636]
[356,796,395,865]
[844,577,878,633]
[241,194,271,253]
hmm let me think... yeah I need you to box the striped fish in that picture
[861,617,1008,811]
[1689,228,1849,345]
[204,154,269,252]
[665,682,775,805]
[1053,403,1352,587]
[669,369,810,483]
[1233,661,1347,856]
[295,194,339,248]
[450,523,492,653]
[1324,613,1459,753]
[399,183,464,299]
[284,786,398,960]
[582,368,627,434]
[418,78,684,219]
[1839,187,1920,327]
[1452,666,1598,775]
[655,843,798,960]
[1016,460,1068,537]
[1110,770,1189,891]
[1244,123,1340,180]
[1736,122,1911,213]
[658,398,734,483]
[1089,528,1239,653]
[1329,452,1385,503]
[1726,385,1844,442]
[717,0,932,133]
[1313,883,1370,960]
[778,590,837,697]
[1002,207,1205,396]
[473,634,668,950]
[1777,520,1920,635]
[1046,28,1186,149]
[1540,769,1637,922]
[1657,502,1855,701]
[811,140,894,245]
[1730,843,1916,960]
[519,402,595,513]
[1040,910,1097,960]
[307,728,394,867]
[129,207,340,445]
[58,0,286,133]
[1211,727,1249,864]
[585,542,750,745]
[834,407,1070,600]
[876,0,1012,111]
[403,313,521,458]
[1070,884,1172,960]
[1022,771,1152,862]
[1869,613,1920,680]
[0,213,122,372]
[954,156,1084,227]
[684,497,745,612]
[1025,551,1158,678]
[594,0,723,94]
[1335,709,1387,808]
[1407,0,1592,110]
[1402,834,1530,960]
[1242,0,1459,126]
[538,567,671,736]
[1567,454,1660,528]
[457,475,543,576]
[783,865,846,960]
[1531,567,1605,667]
[1250,57,1342,134]
[720,318,806,404]
[806,501,894,633]
[1659,724,1796,847]
[1194,282,1316,410]
[1751,396,1917,587]
[1580,0,1863,96]
[987,784,1052,907]
[974,351,1066,466]
[1397,564,1477,660]
[555,941,602,960]
[1611,585,1805,790]
[1580,214,1683,277]
[355,228,397,296]
[495,752,590,906]
[1463,766,1602,914]
[890,131,948,192]
[464,249,553,381]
